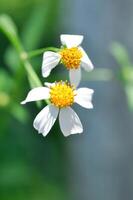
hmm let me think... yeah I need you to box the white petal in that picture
[33,105,59,136]
[42,51,61,77]
[79,47,94,71]
[59,107,83,137]
[21,87,50,104]
[74,88,94,109]
[60,34,83,48]
[44,82,55,88]
[69,68,81,87]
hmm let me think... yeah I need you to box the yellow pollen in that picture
[60,47,82,69]
[50,82,76,108]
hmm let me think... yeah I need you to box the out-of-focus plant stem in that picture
[21,55,50,105]
[13,47,50,105]
[28,47,60,58]
[0,14,50,105]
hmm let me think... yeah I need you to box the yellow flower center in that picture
[50,82,76,108]
[60,47,82,69]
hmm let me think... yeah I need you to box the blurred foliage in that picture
[0,68,29,124]
[0,0,68,200]
[111,43,133,111]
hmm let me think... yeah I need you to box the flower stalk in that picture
[20,55,50,105]
[28,47,60,58]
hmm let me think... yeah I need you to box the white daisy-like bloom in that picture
[42,34,94,87]
[21,81,94,137]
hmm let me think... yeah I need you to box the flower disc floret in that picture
[50,82,75,108]
[60,47,82,69]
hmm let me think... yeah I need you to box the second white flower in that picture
[42,34,94,87]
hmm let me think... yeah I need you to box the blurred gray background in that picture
[60,0,133,199]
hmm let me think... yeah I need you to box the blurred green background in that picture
[0,0,68,200]
[0,0,133,200]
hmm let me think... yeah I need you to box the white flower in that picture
[42,34,94,87]
[21,81,94,137]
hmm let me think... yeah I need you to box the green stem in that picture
[0,15,54,106]
[4,39,50,106]
[22,59,42,86]
[20,53,50,106]
[28,47,60,58]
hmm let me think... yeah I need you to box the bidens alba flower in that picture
[21,81,94,137]
[42,34,94,87]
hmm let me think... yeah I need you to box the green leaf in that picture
[0,91,10,107]
[0,68,14,92]
[0,14,24,73]
[21,3,52,50]
[21,0,61,51]
[0,14,23,53]
[125,84,133,111]
[10,103,29,123]
[110,42,131,68]
[4,48,20,73]
[121,66,133,83]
